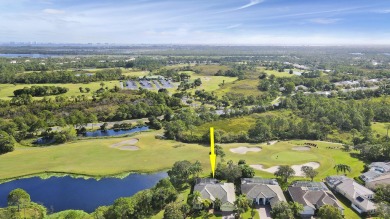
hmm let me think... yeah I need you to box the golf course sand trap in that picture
[117,146,140,151]
[292,146,311,151]
[250,162,320,176]
[230,147,261,154]
[292,162,320,176]
[267,140,278,145]
[250,165,280,173]
[110,138,140,150]
[203,77,211,81]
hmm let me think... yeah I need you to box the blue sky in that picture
[1,0,390,45]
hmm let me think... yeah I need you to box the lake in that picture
[0,172,167,213]
[83,126,149,137]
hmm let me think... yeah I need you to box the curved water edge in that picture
[0,171,168,213]
[0,167,169,184]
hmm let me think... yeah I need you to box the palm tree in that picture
[213,198,222,211]
[334,164,351,175]
[188,191,202,210]
[234,195,251,219]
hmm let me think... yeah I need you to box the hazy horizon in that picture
[1,0,390,45]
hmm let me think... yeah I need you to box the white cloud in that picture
[43,9,65,14]
[309,18,341,24]
[236,0,264,10]
[375,9,390,14]
[226,24,242,29]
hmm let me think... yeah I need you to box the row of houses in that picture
[360,162,390,190]
[193,175,378,218]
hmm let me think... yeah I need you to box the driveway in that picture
[257,205,272,219]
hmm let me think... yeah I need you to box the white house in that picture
[326,176,376,214]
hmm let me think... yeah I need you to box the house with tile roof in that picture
[360,162,390,189]
[360,162,390,181]
[288,181,344,218]
[193,178,236,212]
[326,175,376,214]
[240,178,286,208]
[366,173,390,190]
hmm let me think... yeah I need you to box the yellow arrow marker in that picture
[209,127,216,178]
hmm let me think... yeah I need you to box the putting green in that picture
[270,151,318,162]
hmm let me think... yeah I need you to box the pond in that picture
[83,126,149,137]
[34,126,150,144]
[0,172,167,213]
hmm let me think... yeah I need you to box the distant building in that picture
[366,173,390,190]
[361,162,390,182]
[325,176,376,214]
[241,178,286,207]
[288,181,343,218]
[193,178,236,212]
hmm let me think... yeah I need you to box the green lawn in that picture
[0,130,211,181]
[186,72,237,93]
[0,81,121,100]
[214,79,263,97]
[0,129,365,183]
[372,122,390,138]
[222,140,365,180]
[257,67,295,78]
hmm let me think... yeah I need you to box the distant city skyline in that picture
[1,0,390,45]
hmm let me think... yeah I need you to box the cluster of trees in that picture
[128,57,167,71]
[177,78,202,91]
[215,160,255,183]
[102,178,178,219]
[0,188,47,219]
[355,142,390,162]
[0,88,183,150]
[157,69,191,82]
[167,160,203,189]
[11,68,123,84]
[0,131,15,154]
[215,68,245,79]
[13,86,68,97]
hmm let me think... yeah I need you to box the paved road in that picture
[258,206,272,219]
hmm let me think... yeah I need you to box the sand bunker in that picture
[203,77,211,81]
[250,165,280,173]
[111,138,140,151]
[117,146,139,151]
[267,141,278,145]
[250,162,320,176]
[292,146,311,151]
[230,147,261,154]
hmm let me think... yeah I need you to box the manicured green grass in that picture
[0,129,364,183]
[223,140,365,180]
[270,151,318,162]
[214,79,263,97]
[187,72,237,93]
[0,130,211,181]
[0,81,121,100]
[257,67,295,78]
